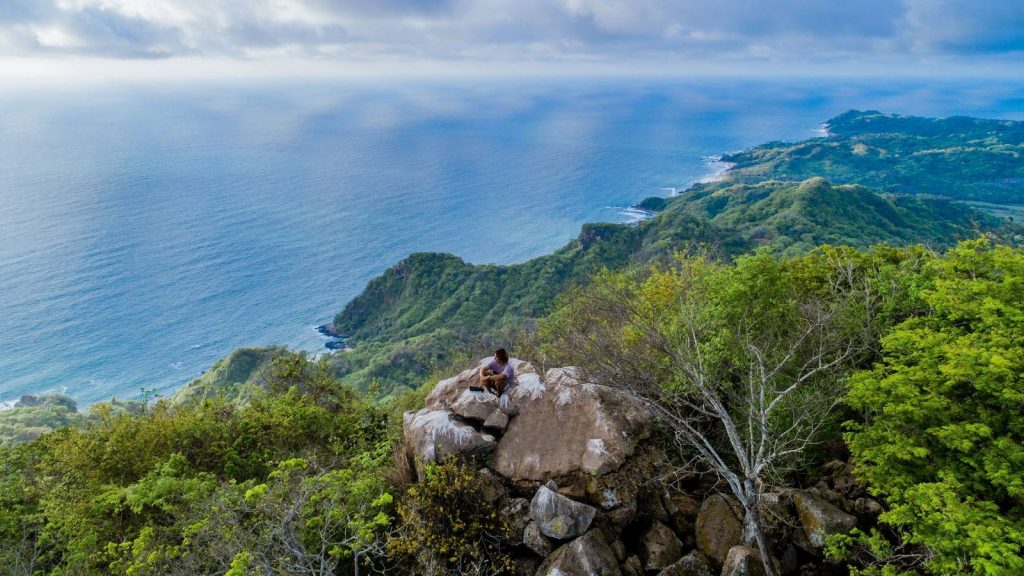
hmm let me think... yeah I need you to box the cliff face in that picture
[401,359,886,576]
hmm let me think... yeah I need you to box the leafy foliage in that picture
[0,352,395,576]
[388,458,513,576]
[846,240,1024,574]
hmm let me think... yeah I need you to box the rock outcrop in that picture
[490,367,651,487]
[792,491,858,550]
[695,494,744,567]
[536,529,622,576]
[400,359,882,576]
[531,484,598,540]
[639,520,684,571]
[658,550,712,576]
[402,409,496,470]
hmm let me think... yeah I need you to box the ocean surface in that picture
[2,78,1023,406]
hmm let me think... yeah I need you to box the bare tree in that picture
[547,255,864,576]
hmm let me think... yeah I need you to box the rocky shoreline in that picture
[316,323,350,350]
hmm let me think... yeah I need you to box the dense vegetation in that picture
[3,241,1022,575]
[842,241,1024,575]
[0,355,397,576]
[0,395,82,445]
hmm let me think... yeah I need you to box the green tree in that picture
[545,249,873,576]
[846,239,1024,575]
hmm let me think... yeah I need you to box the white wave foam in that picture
[696,155,735,183]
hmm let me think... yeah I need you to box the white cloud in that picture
[0,0,1019,73]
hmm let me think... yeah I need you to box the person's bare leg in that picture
[479,369,494,393]
[493,374,507,396]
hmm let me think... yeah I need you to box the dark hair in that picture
[495,348,509,363]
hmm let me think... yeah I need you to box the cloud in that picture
[0,0,1020,66]
[904,0,1024,53]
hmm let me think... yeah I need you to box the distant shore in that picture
[623,155,736,222]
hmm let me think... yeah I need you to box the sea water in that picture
[1,78,1022,405]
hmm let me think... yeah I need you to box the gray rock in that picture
[853,497,884,517]
[792,490,857,549]
[425,357,537,410]
[663,492,701,545]
[657,550,712,576]
[524,521,554,557]
[484,409,510,432]
[402,408,497,473]
[535,530,622,576]
[490,368,651,483]
[530,486,597,540]
[450,388,500,423]
[610,539,626,562]
[545,515,578,541]
[640,520,684,571]
[695,494,744,567]
[721,546,767,576]
[621,555,643,576]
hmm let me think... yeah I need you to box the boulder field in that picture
[402,359,878,576]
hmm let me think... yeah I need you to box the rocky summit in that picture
[400,358,879,576]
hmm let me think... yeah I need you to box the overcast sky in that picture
[0,0,1022,80]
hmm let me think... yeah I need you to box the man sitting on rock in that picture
[479,348,514,396]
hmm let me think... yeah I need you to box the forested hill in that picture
[332,177,1008,346]
[329,111,1024,357]
[177,110,1024,396]
[722,109,1024,204]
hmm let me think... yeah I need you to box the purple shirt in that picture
[486,359,515,388]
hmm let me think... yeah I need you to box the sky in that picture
[0,0,1022,81]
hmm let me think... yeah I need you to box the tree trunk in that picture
[741,479,779,576]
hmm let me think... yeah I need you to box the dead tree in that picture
[547,256,863,576]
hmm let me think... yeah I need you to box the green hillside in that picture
[332,177,1013,352]
[723,110,1024,204]
[167,112,1024,397]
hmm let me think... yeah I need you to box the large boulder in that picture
[402,408,497,468]
[720,546,767,576]
[484,409,510,432]
[490,367,651,485]
[658,550,712,576]
[530,485,597,540]
[450,389,500,423]
[792,490,857,549]
[425,358,537,410]
[695,494,744,567]
[535,530,622,576]
[639,520,684,571]
[524,521,554,557]
[664,492,701,542]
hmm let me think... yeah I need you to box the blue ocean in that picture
[1,78,1022,406]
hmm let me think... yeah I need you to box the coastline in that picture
[622,155,736,223]
[316,323,351,350]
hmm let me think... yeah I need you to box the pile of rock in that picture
[401,359,882,576]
